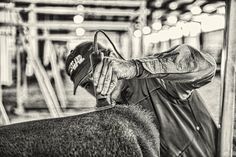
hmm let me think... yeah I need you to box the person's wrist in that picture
[130,59,143,78]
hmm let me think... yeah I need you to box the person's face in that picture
[79,73,95,96]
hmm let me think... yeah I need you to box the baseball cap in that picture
[65,41,109,94]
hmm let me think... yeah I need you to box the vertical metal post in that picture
[16,44,25,114]
[17,11,62,117]
[0,70,10,125]
[0,90,10,125]
[0,6,10,125]
[48,39,67,108]
[28,4,38,57]
[128,26,134,59]
[139,1,146,57]
[218,0,236,156]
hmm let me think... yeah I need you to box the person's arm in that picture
[135,44,216,82]
[93,44,216,98]
[133,44,216,99]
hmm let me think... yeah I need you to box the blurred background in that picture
[0,0,226,145]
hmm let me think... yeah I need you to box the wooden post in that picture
[0,72,10,125]
[48,40,67,108]
[43,29,67,109]
[139,1,146,57]
[28,4,38,57]
[27,6,63,117]
[16,12,62,117]
[0,8,10,125]
[218,0,236,156]
[0,60,10,125]
[128,27,133,59]
[16,43,25,114]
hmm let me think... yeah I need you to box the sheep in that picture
[0,105,160,157]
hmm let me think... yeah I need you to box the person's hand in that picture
[93,56,137,96]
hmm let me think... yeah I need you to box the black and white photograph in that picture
[0,0,234,156]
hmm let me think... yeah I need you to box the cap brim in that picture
[73,66,92,95]
[73,78,80,95]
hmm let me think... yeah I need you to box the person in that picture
[65,41,218,157]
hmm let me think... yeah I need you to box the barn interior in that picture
[1,0,234,155]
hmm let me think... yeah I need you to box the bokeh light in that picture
[73,15,84,24]
[76,27,85,36]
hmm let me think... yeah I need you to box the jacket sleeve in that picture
[134,44,217,100]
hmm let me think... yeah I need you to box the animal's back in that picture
[0,105,160,157]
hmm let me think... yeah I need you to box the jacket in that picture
[121,44,218,157]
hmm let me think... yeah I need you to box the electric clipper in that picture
[90,30,114,107]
